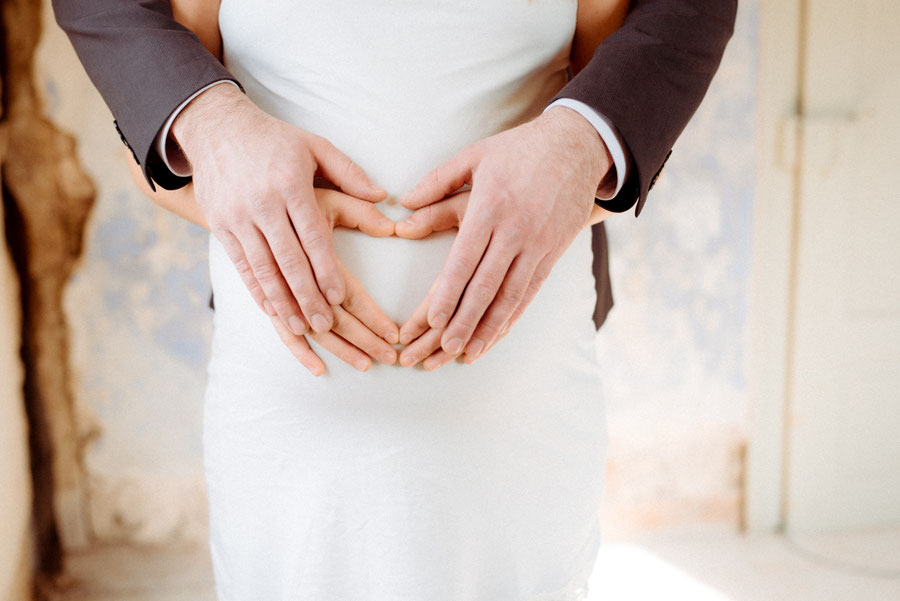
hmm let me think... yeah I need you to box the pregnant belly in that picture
[332,227,457,327]
[207,222,599,407]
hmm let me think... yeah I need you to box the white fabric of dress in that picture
[203,1,608,599]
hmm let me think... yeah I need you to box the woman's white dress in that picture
[203,1,608,599]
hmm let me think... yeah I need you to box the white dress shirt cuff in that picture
[544,98,630,200]
[154,80,242,178]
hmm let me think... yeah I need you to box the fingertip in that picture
[306,361,325,376]
[384,329,400,345]
[375,187,389,201]
[378,219,396,237]
[310,312,332,333]
[395,217,421,239]
[289,315,308,336]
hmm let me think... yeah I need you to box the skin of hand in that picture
[126,153,399,375]
[396,105,613,366]
[395,185,613,371]
[170,83,388,340]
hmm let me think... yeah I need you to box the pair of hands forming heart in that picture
[131,92,610,381]
[269,187,480,377]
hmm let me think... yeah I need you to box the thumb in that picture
[309,136,387,202]
[400,147,477,210]
[395,192,469,239]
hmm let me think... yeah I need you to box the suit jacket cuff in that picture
[544,98,631,201]
[154,80,242,178]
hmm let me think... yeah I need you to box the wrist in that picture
[171,83,249,164]
[539,105,613,193]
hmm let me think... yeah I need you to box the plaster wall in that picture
[0,195,32,601]
[36,0,211,546]
[597,0,757,532]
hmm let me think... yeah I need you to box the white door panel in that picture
[784,0,900,532]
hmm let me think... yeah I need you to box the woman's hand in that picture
[271,259,400,376]
[270,188,400,375]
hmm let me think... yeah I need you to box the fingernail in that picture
[424,357,439,371]
[384,330,399,344]
[311,313,330,333]
[380,350,396,365]
[289,315,307,335]
[354,358,370,372]
[380,218,394,229]
[325,288,342,305]
[399,332,413,345]
[445,337,464,355]
[466,338,485,358]
[400,354,417,367]
[430,312,450,329]
[502,322,512,336]
[263,299,276,316]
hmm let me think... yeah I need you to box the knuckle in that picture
[233,256,254,276]
[453,315,477,334]
[341,291,361,313]
[248,195,275,221]
[277,252,306,276]
[341,157,358,181]
[298,228,328,250]
[449,253,479,277]
[497,285,524,307]
[474,282,496,303]
[251,260,281,281]
[477,320,502,341]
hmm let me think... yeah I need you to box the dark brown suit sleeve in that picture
[51,0,241,192]
[553,0,738,216]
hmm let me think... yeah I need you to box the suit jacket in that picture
[52,0,737,330]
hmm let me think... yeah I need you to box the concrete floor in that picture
[58,526,900,601]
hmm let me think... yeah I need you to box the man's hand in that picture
[398,106,613,362]
[265,188,400,376]
[270,259,399,376]
[171,84,387,338]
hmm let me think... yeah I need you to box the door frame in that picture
[744,0,804,533]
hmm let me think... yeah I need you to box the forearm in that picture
[555,0,738,214]
[586,205,613,227]
[126,152,209,230]
[52,0,237,190]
